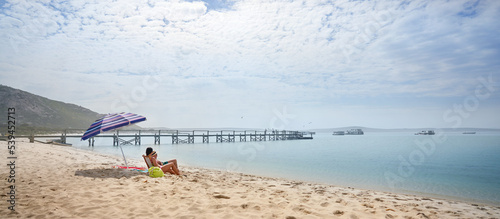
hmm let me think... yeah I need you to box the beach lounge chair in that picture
[142,155,153,169]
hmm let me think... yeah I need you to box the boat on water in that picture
[463,131,476,134]
[415,130,435,135]
[346,129,364,135]
[332,129,364,135]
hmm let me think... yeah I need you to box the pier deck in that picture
[9,129,315,146]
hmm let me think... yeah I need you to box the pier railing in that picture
[10,129,315,146]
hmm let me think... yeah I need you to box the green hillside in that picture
[0,84,103,134]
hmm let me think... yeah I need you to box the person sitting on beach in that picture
[146,147,181,175]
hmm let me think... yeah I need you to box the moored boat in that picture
[415,130,435,135]
[346,129,364,135]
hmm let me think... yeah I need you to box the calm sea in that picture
[66,131,500,204]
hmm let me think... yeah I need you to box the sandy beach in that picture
[1,140,499,218]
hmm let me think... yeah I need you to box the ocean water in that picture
[66,132,500,204]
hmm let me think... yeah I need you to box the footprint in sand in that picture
[333,210,344,216]
[213,194,230,199]
[336,198,347,205]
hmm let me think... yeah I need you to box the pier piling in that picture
[17,129,315,146]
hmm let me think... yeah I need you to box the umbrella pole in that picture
[119,144,128,169]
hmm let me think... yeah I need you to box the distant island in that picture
[312,127,500,133]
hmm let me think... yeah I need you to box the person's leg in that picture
[165,169,175,175]
[161,163,176,175]
[171,163,180,175]
[168,159,178,170]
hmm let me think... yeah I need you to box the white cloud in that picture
[1,0,499,128]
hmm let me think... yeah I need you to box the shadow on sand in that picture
[75,168,146,179]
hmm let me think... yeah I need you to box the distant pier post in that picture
[172,133,178,144]
[240,131,246,142]
[113,134,118,146]
[154,130,161,145]
[216,133,221,143]
[228,131,235,142]
[269,132,275,141]
[88,137,95,147]
[29,132,34,143]
[203,131,209,143]
[188,132,194,144]
[135,131,141,145]
[61,130,67,144]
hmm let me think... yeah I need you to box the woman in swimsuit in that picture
[146,147,181,175]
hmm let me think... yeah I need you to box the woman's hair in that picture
[146,147,153,156]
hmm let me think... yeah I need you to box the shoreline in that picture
[70,141,500,207]
[2,140,499,218]
[175,162,500,207]
[189,166,500,207]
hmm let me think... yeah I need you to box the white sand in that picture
[1,141,499,218]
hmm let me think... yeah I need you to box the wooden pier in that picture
[11,129,315,146]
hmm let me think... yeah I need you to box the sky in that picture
[1,0,499,130]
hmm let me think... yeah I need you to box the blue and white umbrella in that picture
[81,112,146,140]
[81,112,146,168]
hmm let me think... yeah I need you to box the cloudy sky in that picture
[1,0,499,130]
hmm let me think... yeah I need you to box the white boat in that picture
[332,131,345,135]
[345,129,364,135]
[415,130,435,135]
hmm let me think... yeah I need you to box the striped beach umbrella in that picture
[81,112,146,140]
